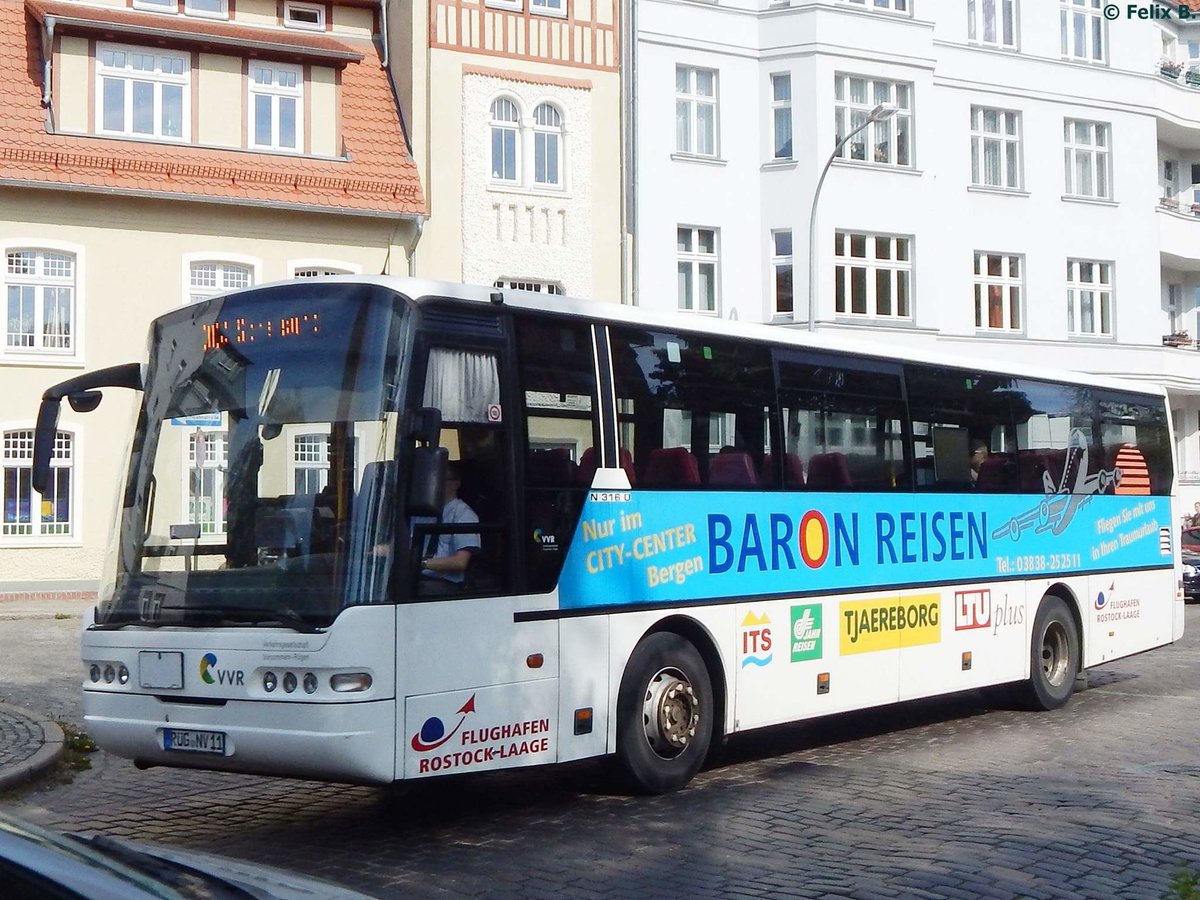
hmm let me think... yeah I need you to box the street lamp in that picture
[807,103,897,332]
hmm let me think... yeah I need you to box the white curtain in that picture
[423,348,500,423]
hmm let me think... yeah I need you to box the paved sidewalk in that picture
[0,703,63,791]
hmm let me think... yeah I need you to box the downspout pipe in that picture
[406,215,425,277]
[378,0,389,68]
[40,16,56,114]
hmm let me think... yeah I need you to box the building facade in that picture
[388,0,623,301]
[0,0,425,595]
[632,0,1200,508]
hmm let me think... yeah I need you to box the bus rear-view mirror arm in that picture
[33,362,143,494]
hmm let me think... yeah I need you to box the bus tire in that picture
[615,632,714,794]
[1016,596,1080,711]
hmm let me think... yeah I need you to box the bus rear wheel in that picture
[615,632,714,794]
[1016,596,1080,711]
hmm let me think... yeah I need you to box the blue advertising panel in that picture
[557,488,1172,610]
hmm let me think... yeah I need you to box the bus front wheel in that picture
[615,632,714,794]
[1017,596,1080,711]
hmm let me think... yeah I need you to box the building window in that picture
[676,66,718,157]
[293,433,329,494]
[771,74,792,160]
[250,64,302,152]
[184,0,228,18]
[834,231,912,320]
[283,1,325,29]
[2,429,72,538]
[838,0,909,12]
[530,0,566,14]
[189,262,252,304]
[1060,0,1105,63]
[1066,259,1112,337]
[677,227,718,314]
[97,45,188,141]
[970,107,1022,190]
[1063,119,1111,199]
[293,266,351,277]
[187,431,227,534]
[494,278,565,294]
[973,252,1022,332]
[6,250,75,354]
[968,0,1017,48]
[131,0,174,11]
[834,75,912,166]
[533,103,563,187]
[490,98,520,182]
[772,230,793,315]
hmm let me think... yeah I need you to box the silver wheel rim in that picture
[1041,620,1071,687]
[642,666,700,760]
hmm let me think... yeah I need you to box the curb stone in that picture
[0,703,65,791]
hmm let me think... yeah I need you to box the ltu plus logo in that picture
[200,653,218,684]
[790,604,822,662]
[199,652,244,686]
[740,611,773,668]
[412,694,476,752]
[955,589,992,631]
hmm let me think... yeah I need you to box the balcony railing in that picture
[1156,61,1200,86]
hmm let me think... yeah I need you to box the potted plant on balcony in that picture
[1160,57,1184,78]
[1164,330,1192,347]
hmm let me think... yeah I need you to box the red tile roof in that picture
[0,0,425,217]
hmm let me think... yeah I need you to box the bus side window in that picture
[516,317,599,594]
[1096,390,1172,495]
[609,327,773,489]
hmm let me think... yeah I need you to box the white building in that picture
[632,0,1200,508]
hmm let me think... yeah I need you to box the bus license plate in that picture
[162,728,226,755]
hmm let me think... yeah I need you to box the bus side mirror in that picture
[68,391,103,413]
[410,407,442,447]
[407,446,448,517]
[32,397,62,495]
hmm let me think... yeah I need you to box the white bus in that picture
[33,277,1184,793]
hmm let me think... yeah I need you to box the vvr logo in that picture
[200,652,245,686]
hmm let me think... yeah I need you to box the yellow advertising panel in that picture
[839,594,941,655]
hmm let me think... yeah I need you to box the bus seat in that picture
[975,454,1016,493]
[708,451,758,487]
[760,452,805,488]
[1017,451,1051,493]
[576,446,636,487]
[642,447,700,487]
[807,452,853,489]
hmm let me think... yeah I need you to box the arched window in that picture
[2,429,73,538]
[532,103,562,187]
[490,98,520,183]
[6,249,76,354]
[189,261,253,304]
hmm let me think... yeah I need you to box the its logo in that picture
[200,652,218,684]
[790,605,823,662]
[411,694,476,752]
[1095,583,1114,610]
[740,611,773,668]
[955,590,992,631]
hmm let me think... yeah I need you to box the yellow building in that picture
[0,0,425,597]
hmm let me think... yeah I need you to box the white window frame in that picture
[973,251,1023,333]
[675,65,718,158]
[1063,119,1111,200]
[494,278,565,295]
[532,102,564,189]
[530,0,566,16]
[289,259,361,278]
[677,226,719,315]
[5,248,78,357]
[1,426,77,544]
[131,0,174,10]
[184,254,259,305]
[490,97,521,184]
[291,432,330,494]
[249,62,303,153]
[770,73,793,161]
[834,74,913,167]
[484,0,523,9]
[1066,259,1113,338]
[967,0,1017,48]
[838,0,910,13]
[96,43,190,142]
[970,106,1023,191]
[283,0,326,30]
[184,0,229,19]
[1060,0,1106,64]
[834,231,913,321]
[183,428,228,537]
[771,230,794,316]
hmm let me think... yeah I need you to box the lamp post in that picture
[807,103,897,332]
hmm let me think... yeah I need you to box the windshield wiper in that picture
[217,606,324,634]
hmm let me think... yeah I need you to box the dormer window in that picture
[131,0,174,10]
[250,64,303,152]
[184,0,229,19]
[97,45,189,141]
[284,1,326,30]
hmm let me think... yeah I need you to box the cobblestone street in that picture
[2,602,1199,898]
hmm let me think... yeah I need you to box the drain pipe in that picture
[40,16,57,124]
[406,215,425,277]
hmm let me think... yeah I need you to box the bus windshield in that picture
[98,282,406,630]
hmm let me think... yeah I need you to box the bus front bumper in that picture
[83,690,396,784]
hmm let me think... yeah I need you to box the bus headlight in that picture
[103,665,115,684]
[263,672,277,693]
[330,673,372,693]
[303,673,317,694]
[89,665,101,683]
[283,672,297,693]
[117,665,130,685]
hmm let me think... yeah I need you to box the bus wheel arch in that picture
[1018,587,1082,711]
[614,619,723,793]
